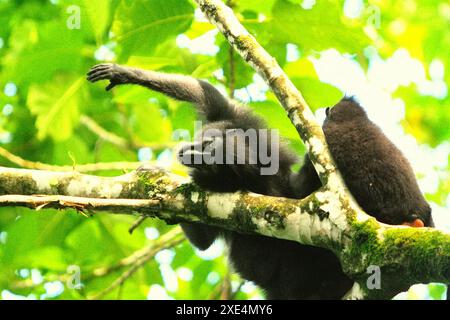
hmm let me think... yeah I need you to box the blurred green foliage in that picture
[0,0,448,300]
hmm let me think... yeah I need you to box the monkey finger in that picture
[87,64,112,75]
[87,68,110,78]
[91,63,113,70]
[87,68,103,77]
[87,72,111,82]
[105,82,116,91]
[86,75,102,82]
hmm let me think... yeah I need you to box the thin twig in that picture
[10,227,186,291]
[129,216,148,234]
[80,115,130,149]
[80,115,176,151]
[229,281,244,300]
[0,145,146,172]
[0,195,161,214]
[219,271,232,300]
[226,0,236,98]
[90,227,185,299]
[228,47,236,98]
[207,271,232,300]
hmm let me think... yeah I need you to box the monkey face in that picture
[177,122,291,194]
[177,128,259,192]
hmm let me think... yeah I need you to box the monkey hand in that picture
[87,63,134,91]
[402,219,425,228]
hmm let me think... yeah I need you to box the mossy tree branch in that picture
[0,166,448,299]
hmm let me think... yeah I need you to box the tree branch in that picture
[10,227,186,294]
[0,145,145,172]
[0,166,448,299]
[89,227,185,299]
[80,115,176,151]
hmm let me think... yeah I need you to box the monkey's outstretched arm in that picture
[87,63,234,122]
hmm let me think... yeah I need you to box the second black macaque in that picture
[87,63,433,299]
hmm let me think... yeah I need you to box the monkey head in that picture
[177,121,296,196]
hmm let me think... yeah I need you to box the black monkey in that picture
[87,63,433,299]
[290,98,434,228]
[320,98,433,228]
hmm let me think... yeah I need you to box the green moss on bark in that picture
[174,183,208,219]
[341,219,382,276]
[382,228,450,281]
[0,174,38,195]
[134,169,168,199]
[341,219,450,299]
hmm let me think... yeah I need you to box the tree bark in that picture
[0,165,448,299]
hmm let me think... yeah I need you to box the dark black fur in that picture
[320,97,433,227]
[87,64,433,299]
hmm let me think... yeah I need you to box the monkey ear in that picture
[402,219,425,228]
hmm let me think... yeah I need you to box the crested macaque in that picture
[87,63,433,299]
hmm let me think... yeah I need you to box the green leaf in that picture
[81,0,115,44]
[291,77,343,110]
[65,219,123,266]
[0,210,83,266]
[237,0,277,15]
[170,101,197,137]
[126,56,175,70]
[3,20,83,85]
[395,85,450,146]
[59,0,117,44]
[284,58,318,78]
[285,59,343,110]
[113,0,194,59]
[131,102,172,143]
[51,136,92,166]
[249,100,299,140]
[0,1,14,40]
[27,75,84,141]
[270,0,369,53]
[184,21,215,39]
[22,246,67,271]
[428,283,447,300]
[216,40,254,89]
